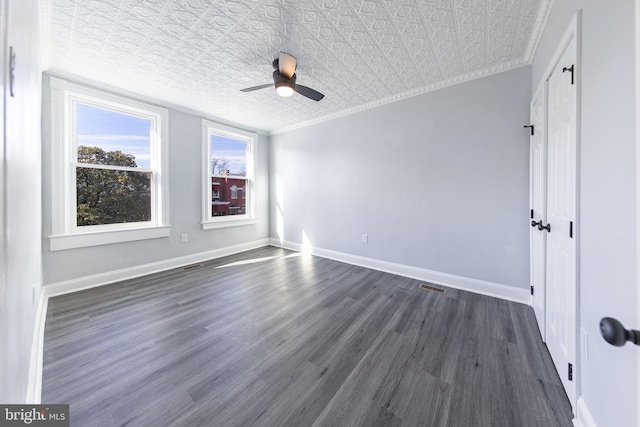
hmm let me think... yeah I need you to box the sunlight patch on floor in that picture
[214,255,279,269]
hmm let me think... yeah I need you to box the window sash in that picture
[201,120,257,228]
[68,96,162,232]
[73,162,153,173]
[75,166,154,227]
[49,76,170,250]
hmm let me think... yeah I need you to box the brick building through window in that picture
[211,177,245,216]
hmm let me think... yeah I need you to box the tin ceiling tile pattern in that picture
[43,0,550,133]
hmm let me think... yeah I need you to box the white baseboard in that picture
[37,237,528,404]
[34,239,270,403]
[573,396,597,427]
[45,239,271,297]
[26,288,48,404]
[270,238,530,304]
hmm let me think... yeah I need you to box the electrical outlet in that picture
[361,234,368,243]
[180,234,188,243]
[581,328,589,360]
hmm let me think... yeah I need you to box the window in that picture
[50,77,170,250]
[202,120,257,229]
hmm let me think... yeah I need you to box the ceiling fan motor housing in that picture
[273,69,296,96]
[273,69,296,85]
[239,52,323,101]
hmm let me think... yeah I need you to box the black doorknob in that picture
[531,220,542,227]
[600,317,640,347]
[538,222,551,232]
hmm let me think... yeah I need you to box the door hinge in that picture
[563,65,575,85]
[524,125,534,136]
[530,285,534,296]
[568,363,573,381]
[569,221,573,238]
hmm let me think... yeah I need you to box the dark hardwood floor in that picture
[42,246,573,426]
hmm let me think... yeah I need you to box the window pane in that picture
[211,177,247,216]
[76,167,151,226]
[76,104,151,168]
[210,135,246,176]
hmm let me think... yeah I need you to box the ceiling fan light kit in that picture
[275,83,295,97]
[274,70,295,97]
[241,52,324,102]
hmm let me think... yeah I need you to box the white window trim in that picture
[202,119,257,230]
[49,77,170,251]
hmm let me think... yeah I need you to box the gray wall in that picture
[1,0,43,402]
[270,67,532,289]
[533,2,638,425]
[41,78,270,285]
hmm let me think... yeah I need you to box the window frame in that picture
[201,119,257,229]
[49,77,170,251]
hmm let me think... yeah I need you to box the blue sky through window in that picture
[211,135,246,176]
[76,104,151,168]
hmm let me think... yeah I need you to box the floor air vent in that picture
[181,264,203,271]
[419,283,446,294]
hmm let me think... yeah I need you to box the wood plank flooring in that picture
[42,246,573,426]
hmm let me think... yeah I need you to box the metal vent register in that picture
[419,283,447,294]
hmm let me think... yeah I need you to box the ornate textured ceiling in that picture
[40,0,550,133]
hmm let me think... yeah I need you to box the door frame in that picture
[533,11,581,412]
[529,81,547,340]
[0,0,7,405]
[635,1,640,424]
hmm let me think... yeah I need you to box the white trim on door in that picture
[530,81,548,340]
[533,11,581,416]
[635,0,640,425]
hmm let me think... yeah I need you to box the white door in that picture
[530,85,547,339]
[545,35,577,409]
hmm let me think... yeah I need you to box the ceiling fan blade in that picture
[295,84,324,101]
[279,52,297,79]
[240,83,273,92]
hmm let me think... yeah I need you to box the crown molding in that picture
[524,0,555,64]
[269,60,530,136]
[43,69,271,136]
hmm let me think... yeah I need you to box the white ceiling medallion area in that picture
[41,0,551,134]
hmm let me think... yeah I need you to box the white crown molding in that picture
[524,0,555,64]
[47,60,530,139]
[270,238,530,304]
[44,0,550,133]
[269,60,530,136]
[43,70,271,136]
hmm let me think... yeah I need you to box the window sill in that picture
[202,217,258,230]
[50,225,171,251]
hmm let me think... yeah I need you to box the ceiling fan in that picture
[240,52,324,101]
